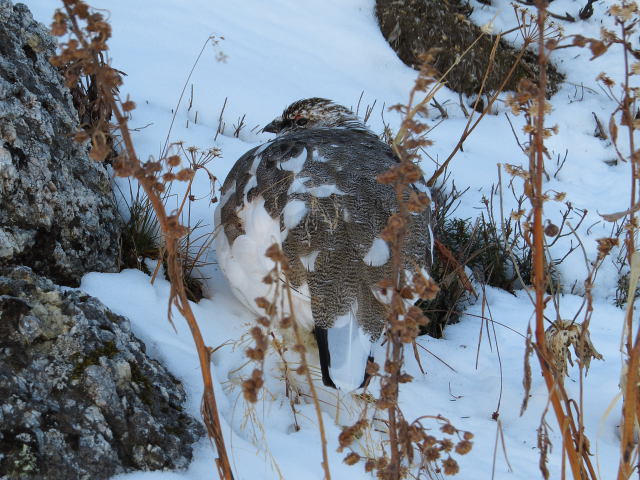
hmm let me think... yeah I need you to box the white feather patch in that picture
[214,195,314,330]
[428,223,434,265]
[299,250,320,272]
[282,199,307,229]
[243,175,257,197]
[288,176,311,195]
[249,154,262,173]
[307,184,344,197]
[279,148,307,172]
[326,302,373,391]
[363,237,390,267]
[312,150,328,163]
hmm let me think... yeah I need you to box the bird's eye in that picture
[295,118,308,126]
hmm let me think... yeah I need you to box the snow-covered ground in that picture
[22,0,634,478]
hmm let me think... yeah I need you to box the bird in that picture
[214,98,433,390]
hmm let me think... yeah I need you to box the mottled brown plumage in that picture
[215,98,433,389]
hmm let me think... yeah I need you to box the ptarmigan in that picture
[214,98,433,390]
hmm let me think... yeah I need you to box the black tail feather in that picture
[313,326,337,388]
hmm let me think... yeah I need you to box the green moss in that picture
[71,341,118,379]
[130,362,153,407]
[165,425,183,436]
[105,310,123,325]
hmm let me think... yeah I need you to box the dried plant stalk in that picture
[51,2,234,478]
[528,4,595,479]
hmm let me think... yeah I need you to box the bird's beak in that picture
[262,117,283,134]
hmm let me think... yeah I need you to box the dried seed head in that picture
[167,155,181,167]
[441,423,456,435]
[596,237,618,260]
[279,316,293,329]
[338,427,355,449]
[122,100,136,112]
[375,457,388,469]
[442,456,459,475]
[245,347,264,361]
[366,361,380,376]
[440,438,454,452]
[51,11,68,36]
[254,297,276,316]
[364,459,375,472]
[424,435,437,447]
[544,222,559,237]
[384,360,399,374]
[398,162,423,182]
[377,168,397,185]
[381,214,406,242]
[413,272,439,300]
[407,191,431,212]
[455,440,473,455]
[175,168,195,181]
[423,447,440,461]
[241,369,264,403]
[343,452,360,466]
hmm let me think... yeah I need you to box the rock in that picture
[0,0,121,286]
[375,0,563,97]
[0,266,204,480]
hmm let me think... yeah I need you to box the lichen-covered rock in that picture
[0,0,120,286]
[0,266,204,480]
[375,0,563,97]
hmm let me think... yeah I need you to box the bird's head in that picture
[263,98,368,135]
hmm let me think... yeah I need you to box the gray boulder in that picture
[0,0,120,286]
[0,266,204,479]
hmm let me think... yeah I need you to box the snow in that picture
[20,0,636,478]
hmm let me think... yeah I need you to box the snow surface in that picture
[21,0,636,478]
